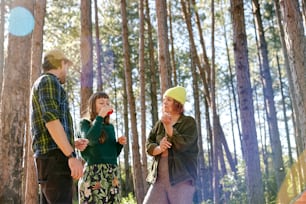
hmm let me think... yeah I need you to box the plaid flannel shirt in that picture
[30,73,74,156]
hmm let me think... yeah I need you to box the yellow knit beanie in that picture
[163,86,186,105]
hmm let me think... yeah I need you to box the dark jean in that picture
[35,149,73,204]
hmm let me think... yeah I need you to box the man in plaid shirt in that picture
[30,49,88,204]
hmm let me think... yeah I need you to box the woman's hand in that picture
[161,112,172,126]
[118,136,127,145]
[161,112,174,136]
[98,105,113,118]
[159,137,172,152]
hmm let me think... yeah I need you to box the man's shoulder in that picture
[39,73,57,82]
[33,73,58,88]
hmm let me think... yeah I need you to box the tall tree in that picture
[302,0,306,28]
[0,0,34,203]
[138,0,148,190]
[80,0,93,116]
[251,0,285,190]
[145,0,158,125]
[121,74,133,196]
[209,0,223,202]
[168,1,177,86]
[24,1,46,203]
[0,0,4,91]
[181,0,236,201]
[190,47,207,203]
[273,0,298,154]
[230,0,264,203]
[94,0,103,92]
[120,0,145,202]
[155,0,171,92]
[279,0,306,153]
[221,1,241,168]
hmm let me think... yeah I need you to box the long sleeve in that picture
[79,116,104,146]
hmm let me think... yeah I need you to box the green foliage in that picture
[220,170,248,203]
[263,173,277,204]
[121,192,137,204]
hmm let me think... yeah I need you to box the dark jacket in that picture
[146,114,198,186]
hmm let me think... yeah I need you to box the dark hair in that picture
[173,99,184,114]
[88,92,110,123]
[87,92,111,144]
[42,55,62,71]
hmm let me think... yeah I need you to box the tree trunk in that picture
[144,0,158,126]
[121,75,133,196]
[280,0,306,152]
[120,0,145,202]
[191,0,210,78]
[222,14,241,167]
[155,0,171,92]
[138,0,148,191]
[94,0,103,92]
[276,54,297,196]
[252,0,285,190]
[24,1,46,203]
[302,0,306,29]
[0,0,4,91]
[230,0,264,203]
[80,0,93,116]
[274,0,301,154]
[190,51,206,202]
[209,0,222,202]
[168,1,177,86]
[0,1,33,202]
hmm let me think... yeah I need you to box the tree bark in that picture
[168,1,177,86]
[279,0,306,152]
[24,1,46,203]
[80,0,93,116]
[94,0,103,92]
[121,0,145,202]
[155,0,171,92]
[0,0,5,91]
[0,1,33,202]
[138,0,148,191]
[252,0,285,190]
[230,0,265,203]
[144,0,158,126]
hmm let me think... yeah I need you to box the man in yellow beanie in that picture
[144,86,199,204]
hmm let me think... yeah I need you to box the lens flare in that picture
[8,7,35,36]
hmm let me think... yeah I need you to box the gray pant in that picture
[143,156,195,204]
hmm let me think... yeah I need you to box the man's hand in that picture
[68,158,84,180]
[75,138,89,151]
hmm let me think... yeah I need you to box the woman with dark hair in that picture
[78,92,126,204]
[144,86,199,204]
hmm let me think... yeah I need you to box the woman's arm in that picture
[79,116,105,146]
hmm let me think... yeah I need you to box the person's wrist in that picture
[68,151,77,159]
[157,145,163,153]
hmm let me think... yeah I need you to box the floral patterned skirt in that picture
[78,163,121,204]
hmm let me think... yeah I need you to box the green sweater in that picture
[79,116,123,165]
